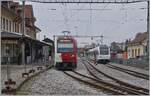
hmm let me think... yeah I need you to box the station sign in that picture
[58,39,72,43]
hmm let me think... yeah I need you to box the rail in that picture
[83,59,149,95]
[64,71,127,95]
[105,64,149,80]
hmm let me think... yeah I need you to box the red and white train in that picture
[54,36,77,70]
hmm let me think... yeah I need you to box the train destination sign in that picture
[58,39,72,43]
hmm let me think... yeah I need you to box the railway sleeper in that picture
[84,60,149,94]
[106,64,149,80]
[82,60,148,95]
[64,71,125,95]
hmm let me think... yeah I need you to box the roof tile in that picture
[130,32,148,44]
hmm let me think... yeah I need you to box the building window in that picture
[12,21,14,32]
[9,21,11,32]
[15,22,16,32]
[4,44,11,56]
[13,22,15,32]
[3,18,5,30]
[6,19,8,31]
[17,23,19,32]
[19,24,22,33]
[16,23,18,32]
[11,22,13,32]
[16,23,19,32]
[1,17,2,29]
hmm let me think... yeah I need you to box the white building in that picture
[127,32,148,59]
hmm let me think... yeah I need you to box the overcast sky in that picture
[24,1,147,47]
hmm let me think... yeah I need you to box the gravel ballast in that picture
[96,64,149,89]
[110,63,149,75]
[17,59,107,95]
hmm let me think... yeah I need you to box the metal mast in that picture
[21,1,26,72]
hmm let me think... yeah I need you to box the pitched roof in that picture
[129,32,148,44]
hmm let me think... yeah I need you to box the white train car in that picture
[87,44,110,64]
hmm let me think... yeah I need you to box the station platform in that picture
[1,64,52,94]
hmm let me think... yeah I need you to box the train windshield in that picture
[100,46,109,55]
[57,43,73,53]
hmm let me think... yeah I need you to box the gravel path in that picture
[17,59,107,95]
[96,64,149,89]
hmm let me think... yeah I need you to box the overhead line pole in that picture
[147,0,149,34]
[147,0,149,60]
[22,1,26,73]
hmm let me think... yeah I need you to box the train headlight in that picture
[71,54,75,57]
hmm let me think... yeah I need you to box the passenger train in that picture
[87,44,110,64]
[54,36,77,70]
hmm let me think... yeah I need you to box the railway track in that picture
[89,58,149,80]
[82,59,149,95]
[105,64,149,80]
[64,71,133,95]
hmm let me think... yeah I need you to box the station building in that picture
[1,1,53,65]
[127,32,148,59]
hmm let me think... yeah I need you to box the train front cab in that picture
[55,37,77,70]
[55,53,77,70]
[97,45,110,64]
